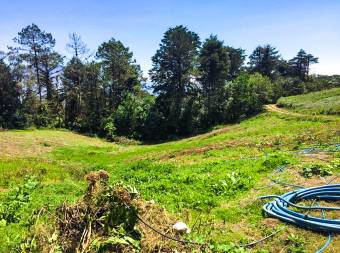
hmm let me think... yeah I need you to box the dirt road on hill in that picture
[264,104,305,117]
[265,104,339,122]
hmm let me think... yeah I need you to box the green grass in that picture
[0,111,339,252]
[277,87,340,115]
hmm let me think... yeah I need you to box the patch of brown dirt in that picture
[160,140,259,159]
[160,137,281,160]
[0,130,113,158]
[136,200,202,252]
[288,168,338,188]
[0,137,53,157]
[265,104,305,117]
[302,152,333,162]
[193,126,242,140]
[262,218,280,229]
[0,187,8,193]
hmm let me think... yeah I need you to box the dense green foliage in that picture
[199,35,231,126]
[0,58,20,128]
[227,73,275,120]
[0,24,338,140]
[248,45,280,78]
[148,25,201,138]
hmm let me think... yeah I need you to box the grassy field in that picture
[0,103,340,251]
[277,87,340,115]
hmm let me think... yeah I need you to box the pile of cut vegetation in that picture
[21,171,199,253]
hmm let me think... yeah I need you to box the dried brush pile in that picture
[56,170,140,252]
[21,170,198,253]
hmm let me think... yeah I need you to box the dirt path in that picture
[265,104,339,121]
[264,104,305,117]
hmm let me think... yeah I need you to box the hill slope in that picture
[277,87,340,115]
[0,105,339,251]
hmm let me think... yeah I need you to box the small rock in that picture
[172,221,191,234]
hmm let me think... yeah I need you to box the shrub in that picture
[227,73,275,121]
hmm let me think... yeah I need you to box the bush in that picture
[226,73,275,120]
[278,77,305,97]
[114,92,154,139]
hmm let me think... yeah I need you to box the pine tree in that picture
[12,24,56,104]
[289,49,318,81]
[0,57,20,128]
[63,34,89,129]
[96,38,143,111]
[149,25,200,136]
[249,45,280,78]
[12,24,63,127]
[199,35,230,126]
[225,46,246,80]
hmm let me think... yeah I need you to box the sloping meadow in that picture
[0,112,339,252]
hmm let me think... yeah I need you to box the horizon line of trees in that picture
[1,24,339,140]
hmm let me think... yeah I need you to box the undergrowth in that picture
[0,177,38,226]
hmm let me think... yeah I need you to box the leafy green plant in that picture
[90,227,140,253]
[0,177,38,225]
[286,234,306,253]
[261,154,289,171]
[211,171,252,196]
[300,164,333,178]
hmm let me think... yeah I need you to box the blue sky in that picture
[1,0,339,76]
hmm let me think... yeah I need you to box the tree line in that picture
[0,24,338,140]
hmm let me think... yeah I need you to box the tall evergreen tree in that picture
[0,57,20,128]
[12,24,56,104]
[96,38,142,110]
[63,57,84,129]
[248,45,280,78]
[66,33,90,60]
[225,46,246,80]
[11,24,63,127]
[96,38,143,139]
[199,35,230,125]
[149,25,200,136]
[289,49,318,81]
[80,62,103,134]
[63,34,89,129]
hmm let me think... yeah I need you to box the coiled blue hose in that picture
[260,184,340,233]
[261,184,340,252]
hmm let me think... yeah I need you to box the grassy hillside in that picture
[277,87,340,115]
[0,110,339,251]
